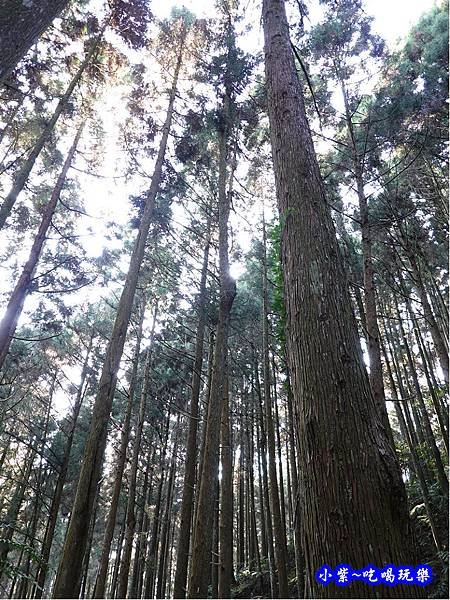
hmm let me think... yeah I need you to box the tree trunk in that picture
[218,375,233,599]
[262,1,416,596]
[156,422,179,599]
[117,303,158,599]
[0,122,84,371]
[0,0,71,86]
[187,44,236,597]
[51,40,183,599]
[173,217,210,598]
[0,445,36,578]
[34,334,92,598]
[402,238,449,384]
[262,216,289,598]
[93,301,145,599]
[0,33,101,230]
[143,411,171,600]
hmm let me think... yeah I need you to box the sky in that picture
[0,0,440,417]
[152,0,438,48]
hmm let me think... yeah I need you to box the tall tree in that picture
[52,16,187,598]
[188,9,238,596]
[262,0,417,596]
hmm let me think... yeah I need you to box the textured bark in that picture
[0,123,84,371]
[0,34,100,230]
[93,302,145,599]
[286,373,305,597]
[34,336,92,598]
[129,445,155,599]
[0,0,71,86]
[262,1,416,596]
[262,218,289,598]
[187,52,236,597]
[52,41,183,599]
[173,219,210,598]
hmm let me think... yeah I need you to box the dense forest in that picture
[0,0,448,598]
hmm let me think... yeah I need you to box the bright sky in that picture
[152,0,438,48]
[0,0,439,418]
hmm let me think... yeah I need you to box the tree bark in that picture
[262,1,416,596]
[0,0,71,86]
[218,376,233,599]
[117,304,158,599]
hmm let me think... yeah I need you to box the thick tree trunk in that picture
[173,218,210,598]
[262,1,416,596]
[0,123,84,371]
[52,40,183,599]
[0,1,71,86]
[0,34,100,230]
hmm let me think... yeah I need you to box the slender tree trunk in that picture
[381,336,443,551]
[80,482,101,600]
[255,368,276,599]
[218,376,233,598]
[402,239,449,384]
[187,45,236,597]
[173,218,210,598]
[156,424,179,599]
[93,301,145,599]
[286,373,304,597]
[0,445,36,578]
[109,518,126,599]
[393,299,449,497]
[52,40,183,599]
[144,411,171,600]
[0,1,71,86]
[262,1,416,596]
[34,335,92,598]
[0,123,84,371]
[262,216,289,598]
[0,33,101,230]
[117,304,158,599]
